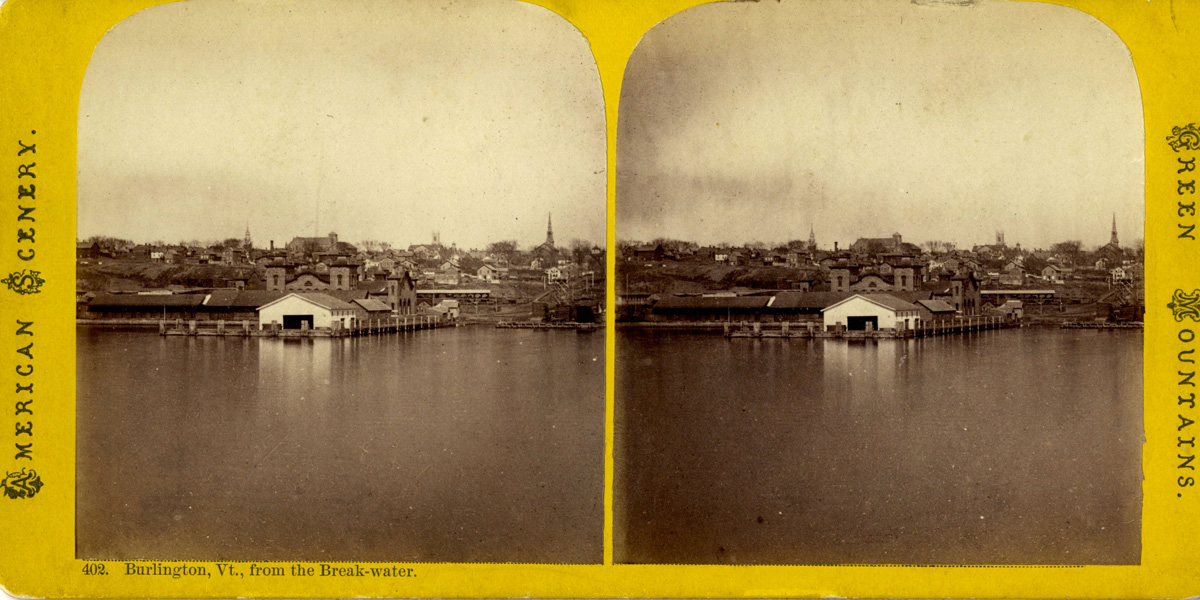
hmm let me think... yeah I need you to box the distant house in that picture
[256,292,363,330]
[996,300,1024,319]
[352,298,393,318]
[822,293,922,331]
[435,262,461,286]
[221,248,243,265]
[634,244,664,261]
[547,264,580,282]
[77,241,101,259]
[434,299,460,320]
[999,265,1026,287]
[915,299,957,322]
[408,245,440,261]
[478,264,501,283]
[1042,265,1067,283]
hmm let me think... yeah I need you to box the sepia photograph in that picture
[74,0,606,563]
[615,0,1145,565]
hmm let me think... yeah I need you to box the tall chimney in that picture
[834,241,838,252]
[270,240,275,251]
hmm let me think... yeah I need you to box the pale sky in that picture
[78,0,605,250]
[617,0,1145,250]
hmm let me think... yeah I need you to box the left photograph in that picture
[75,0,606,563]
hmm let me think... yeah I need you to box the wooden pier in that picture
[160,315,445,338]
[496,321,599,332]
[1060,321,1143,329]
[726,316,1019,340]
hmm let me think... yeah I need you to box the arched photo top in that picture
[79,0,606,253]
[613,0,1145,568]
[74,0,608,566]
[617,0,1143,253]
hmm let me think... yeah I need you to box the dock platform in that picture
[1059,321,1143,329]
[496,321,599,332]
[159,315,446,338]
[726,316,1019,339]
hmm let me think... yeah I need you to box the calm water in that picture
[616,327,1142,565]
[77,326,604,563]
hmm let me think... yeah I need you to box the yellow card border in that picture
[0,0,1195,597]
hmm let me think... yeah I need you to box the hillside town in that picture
[77,214,605,331]
[618,215,1143,332]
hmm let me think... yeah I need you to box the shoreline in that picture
[616,319,1142,333]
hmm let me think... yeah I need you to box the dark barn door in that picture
[283,314,314,330]
[846,316,878,331]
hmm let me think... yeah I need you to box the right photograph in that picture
[615,0,1144,566]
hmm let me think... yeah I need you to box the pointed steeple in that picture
[546,213,555,247]
[1111,213,1119,246]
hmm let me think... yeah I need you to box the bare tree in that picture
[1050,240,1084,265]
[921,240,957,254]
[569,239,591,266]
[84,235,133,253]
[487,240,518,263]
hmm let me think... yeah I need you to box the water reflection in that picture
[77,326,604,563]
[616,327,1142,565]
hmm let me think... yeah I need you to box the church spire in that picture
[546,213,554,247]
[1111,213,1119,246]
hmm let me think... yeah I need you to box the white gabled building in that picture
[821,293,922,332]
[256,292,363,330]
[1110,266,1133,284]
